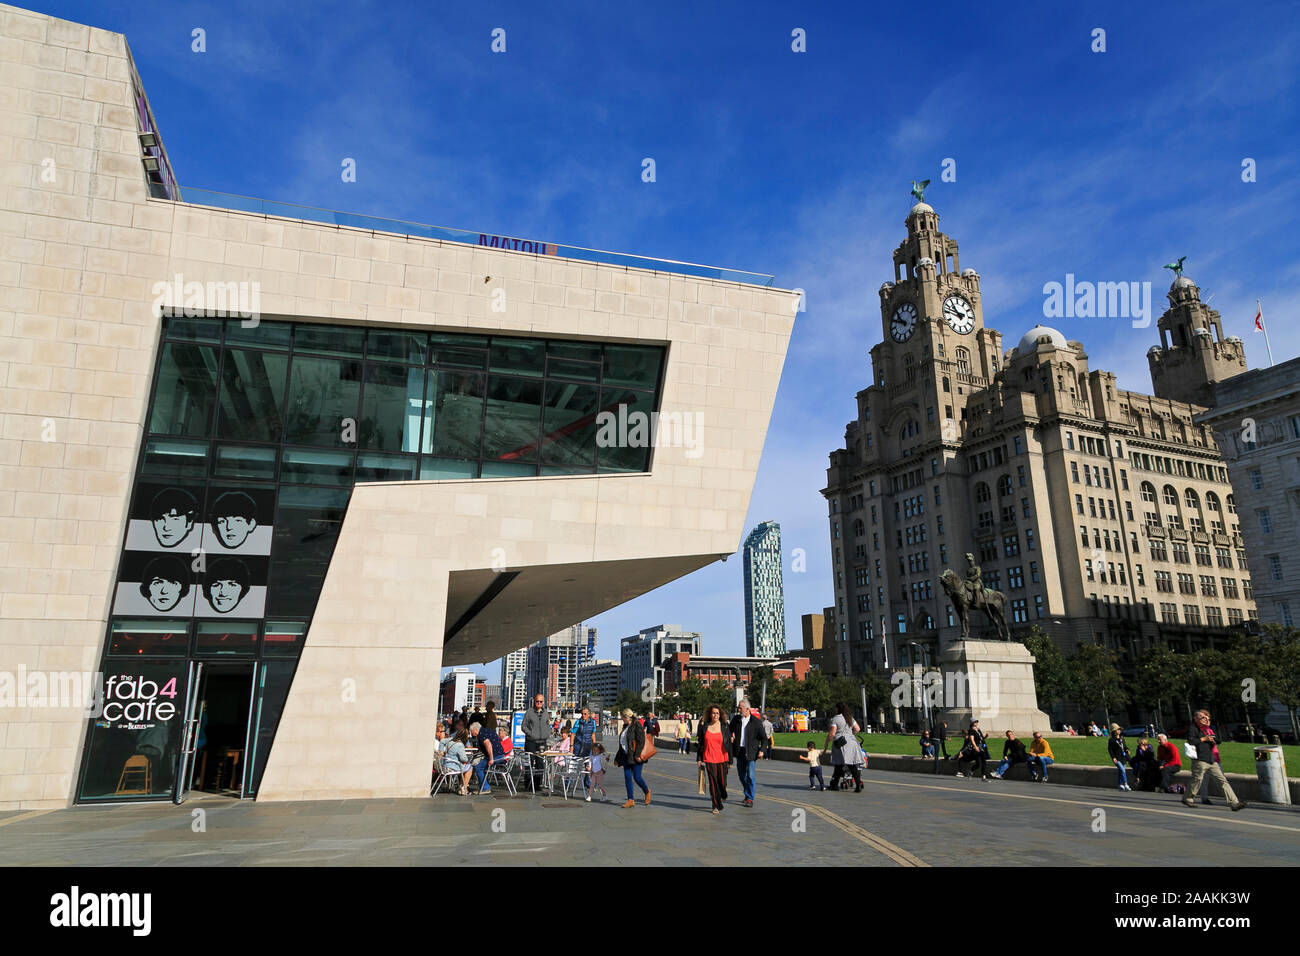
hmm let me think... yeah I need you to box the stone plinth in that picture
[936,640,1052,733]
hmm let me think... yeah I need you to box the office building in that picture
[619,625,702,699]
[575,659,620,711]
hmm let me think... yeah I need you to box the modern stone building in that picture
[822,199,1256,707]
[1197,356,1300,629]
[0,7,797,809]
[742,519,786,656]
[618,624,702,699]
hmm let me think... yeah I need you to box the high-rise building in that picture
[576,660,620,712]
[1197,356,1300,629]
[619,625,702,699]
[743,520,786,656]
[526,624,595,710]
[500,647,530,710]
[823,198,1255,689]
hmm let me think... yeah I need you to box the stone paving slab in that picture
[2,749,1299,866]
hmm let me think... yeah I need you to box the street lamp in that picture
[908,641,931,731]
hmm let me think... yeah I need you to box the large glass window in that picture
[148,343,219,437]
[359,362,425,452]
[216,348,288,443]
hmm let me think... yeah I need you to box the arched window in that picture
[1226,494,1237,515]
[1206,491,1221,512]
[1184,489,1200,510]
[997,474,1013,497]
[955,348,970,374]
[1140,482,1157,503]
[942,376,951,392]
[1162,485,1178,507]
[975,482,991,503]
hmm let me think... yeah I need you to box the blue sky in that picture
[33,0,1300,674]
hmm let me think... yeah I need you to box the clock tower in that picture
[870,199,1003,438]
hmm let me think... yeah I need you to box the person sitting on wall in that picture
[137,555,190,612]
[203,558,252,613]
[1027,731,1054,782]
[991,730,1028,779]
[149,487,197,548]
[919,730,936,758]
[209,491,259,549]
[1131,737,1162,792]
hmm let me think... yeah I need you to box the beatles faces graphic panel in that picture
[114,481,274,618]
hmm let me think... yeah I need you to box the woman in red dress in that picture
[696,704,731,814]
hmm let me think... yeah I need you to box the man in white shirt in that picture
[728,698,767,807]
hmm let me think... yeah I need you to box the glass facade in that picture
[77,317,666,803]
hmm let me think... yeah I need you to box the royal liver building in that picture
[822,195,1256,682]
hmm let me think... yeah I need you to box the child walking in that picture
[799,741,826,791]
[586,743,608,801]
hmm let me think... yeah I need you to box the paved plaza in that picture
[3,739,1299,867]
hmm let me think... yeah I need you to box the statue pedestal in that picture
[936,640,1052,733]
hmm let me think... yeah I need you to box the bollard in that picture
[1254,745,1292,805]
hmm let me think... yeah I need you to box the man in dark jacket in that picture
[728,697,768,807]
[521,694,550,791]
[934,720,949,773]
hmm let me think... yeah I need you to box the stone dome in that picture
[1172,274,1196,290]
[1017,325,1069,354]
[909,201,934,215]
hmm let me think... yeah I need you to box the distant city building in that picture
[526,624,596,710]
[743,520,787,657]
[619,624,702,699]
[483,684,502,708]
[664,652,810,694]
[439,668,486,714]
[802,609,842,676]
[576,660,620,711]
[500,647,530,710]
[1198,355,1300,629]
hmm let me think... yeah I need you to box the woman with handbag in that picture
[615,708,652,808]
[696,704,730,814]
[824,702,865,792]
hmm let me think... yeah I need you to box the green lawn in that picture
[771,732,1300,777]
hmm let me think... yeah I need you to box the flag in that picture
[1254,304,1264,332]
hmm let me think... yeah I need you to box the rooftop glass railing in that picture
[174,186,775,287]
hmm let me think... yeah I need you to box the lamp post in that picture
[909,641,931,731]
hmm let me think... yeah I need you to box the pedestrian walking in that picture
[729,698,767,806]
[799,741,826,791]
[1027,731,1053,782]
[761,713,775,759]
[1108,723,1132,790]
[934,720,950,774]
[1182,710,1247,812]
[955,720,990,780]
[677,717,692,754]
[615,708,652,808]
[585,743,608,801]
[697,704,730,813]
[521,693,550,791]
[824,702,865,792]
[572,707,597,758]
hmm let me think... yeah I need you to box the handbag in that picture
[639,734,657,763]
[698,764,706,794]
[1183,741,1197,760]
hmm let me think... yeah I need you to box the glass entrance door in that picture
[173,660,204,804]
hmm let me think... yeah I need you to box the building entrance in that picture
[176,662,256,802]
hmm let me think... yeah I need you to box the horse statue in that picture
[939,568,1011,641]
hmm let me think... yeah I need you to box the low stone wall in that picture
[654,736,1300,804]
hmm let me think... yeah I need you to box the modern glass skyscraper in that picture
[743,521,786,657]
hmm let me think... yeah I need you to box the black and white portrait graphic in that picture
[195,555,268,618]
[123,483,204,553]
[112,550,197,616]
[200,486,274,555]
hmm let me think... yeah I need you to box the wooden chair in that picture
[115,754,153,795]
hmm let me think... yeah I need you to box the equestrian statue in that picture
[939,553,1011,641]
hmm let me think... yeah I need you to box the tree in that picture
[1260,624,1300,740]
[799,670,832,715]
[674,676,707,717]
[654,691,683,718]
[1071,643,1127,729]
[1132,644,1192,729]
[1021,625,1077,711]
[613,688,645,717]
[1221,632,1272,738]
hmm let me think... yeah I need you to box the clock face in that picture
[943,295,976,334]
[890,303,918,342]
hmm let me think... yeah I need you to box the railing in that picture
[173,186,776,287]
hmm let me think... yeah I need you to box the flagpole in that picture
[1258,298,1276,367]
